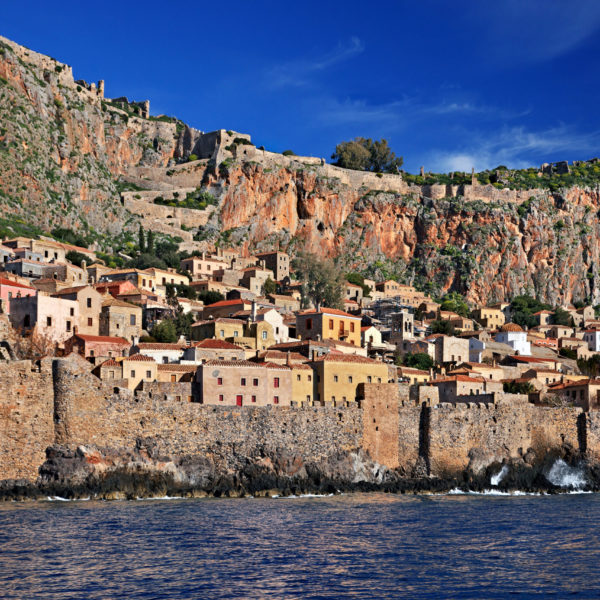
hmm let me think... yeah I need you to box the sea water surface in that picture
[1,492,600,599]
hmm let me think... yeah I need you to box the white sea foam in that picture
[491,465,509,486]
[446,488,542,496]
[46,496,90,502]
[547,459,586,489]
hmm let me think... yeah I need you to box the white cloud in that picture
[267,37,364,89]
[429,125,600,172]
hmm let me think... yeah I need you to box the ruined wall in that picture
[0,359,54,480]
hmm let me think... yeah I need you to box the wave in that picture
[547,459,586,489]
[491,465,509,486]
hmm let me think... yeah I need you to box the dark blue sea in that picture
[1,492,600,599]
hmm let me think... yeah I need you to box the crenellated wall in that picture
[0,360,597,485]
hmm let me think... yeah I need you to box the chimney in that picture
[286,351,291,367]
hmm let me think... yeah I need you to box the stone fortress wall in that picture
[2,357,598,484]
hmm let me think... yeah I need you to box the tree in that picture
[166,283,197,300]
[552,307,572,326]
[263,277,277,295]
[439,292,469,317]
[396,352,434,371]
[503,381,534,395]
[510,295,552,329]
[430,319,456,335]
[128,253,167,270]
[331,137,403,173]
[197,290,225,305]
[152,319,177,343]
[578,355,600,377]
[346,272,372,297]
[146,230,154,254]
[292,252,344,309]
[138,225,145,253]
[65,250,87,267]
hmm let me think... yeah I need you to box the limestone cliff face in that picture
[0,36,179,236]
[207,162,600,305]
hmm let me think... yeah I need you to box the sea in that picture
[1,490,600,599]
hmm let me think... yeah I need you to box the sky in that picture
[3,1,600,173]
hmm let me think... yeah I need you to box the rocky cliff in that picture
[1,34,600,304]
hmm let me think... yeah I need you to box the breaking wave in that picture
[547,459,587,489]
[491,465,509,486]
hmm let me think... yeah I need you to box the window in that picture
[116,323,120,329]
[220,330,225,337]
[241,378,246,386]
[88,318,93,327]
[333,375,338,382]
[44,250,48,258]
[262,331,267,340]
[273,396,279,404]
[46,316,52,327]
[329,319,334,330]
[86,298,92,308]
[297,374,301,381]
[66,321,71,331]
[131,370,135,378]
[217,377,223,386]
[90,350,95,357]
[350,322,355,332]
[332,396,336,404]
[109,370,115,379]
[253,378,259,386]
[233,331,238,337]
[251,395,257,403]
[142,279,146,287]
[219,394,224,402]
[306,395,311,402]
[274,377,280,388]
[146,370,151,378]
[377,377,382,383]
[348,376,353,383]
[130,314,136,326]
[306,318,312,330]
[308,375,312,382]
[367,376,372,383]
[69,307,75,317]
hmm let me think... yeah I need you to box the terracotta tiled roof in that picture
[431,375,487,384]
[312,354,382,365]
[52,285,92,295]
[102,297,139,309]
[203,359,260,367]
[100,358,120,367]
[0,277,35,289]
[137,343,186,350]
[507,355,558,363]
[205,299,250,308]
[500,323,524,332]
[156,364,197,372]
[124,354,155,362]
[192,318,244,326]
[73,334,129,345]
[299,307,361,319]
[192,339,244,349]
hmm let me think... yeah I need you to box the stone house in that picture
[196,360,292,406]
[430,374,503,403]
[232,306,290,345]
[145,268,190,297]
[472,307,506,330]
[131,342,187,364]
[183,339,246,362]
[448,316,475,332]
[547,379,600,410]
[191,317,245,342]
[156,363,197,383]
[202,298,253,319]
[240,266,275,295]
[93,280,138,298]
[267,293,300,313]
[296,308,362,347]
[99,269,157,294]
[452,361,504,381]
[64,333,130,363]
[254,251,290,281]
[309,354,389,406]
[121,354,158,391]
[52,285,103,336]
[99,297,142,343]
[424,334,469,365]
[583,329,600,352]
[397,366,430,385]
[389,310,414,345]
[345,282,364,304]
[533,310,553,326]
[4,258,49,279]
[494,323,531,356]
[548,325,574,339]
[9,293,79,343]
[362,325,383,347]
[180,255,228,279]
[0,277,36,314]
[291,363,313,404]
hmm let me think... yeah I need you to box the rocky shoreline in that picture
[0,444,597,502]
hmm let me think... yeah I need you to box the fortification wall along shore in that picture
[0,358,597,484]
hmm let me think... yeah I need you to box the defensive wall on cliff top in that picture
[1,358,598,483]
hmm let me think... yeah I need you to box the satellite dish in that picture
[212,370,220,377]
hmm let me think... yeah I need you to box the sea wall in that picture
[0,357,597,489]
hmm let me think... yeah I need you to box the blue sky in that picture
[4,1,600,172]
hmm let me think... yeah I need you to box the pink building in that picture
[0,277,36,314]
[64,333,130,363]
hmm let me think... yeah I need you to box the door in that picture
[236,395,243,406]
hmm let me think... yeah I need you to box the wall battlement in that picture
[0,358,597,484]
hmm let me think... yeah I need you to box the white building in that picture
[583,329,600,352]
[494,323,531,356]
[469,337,485,363]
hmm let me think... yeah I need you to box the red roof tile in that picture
[192,339,244,349]
[73,334,130,345]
